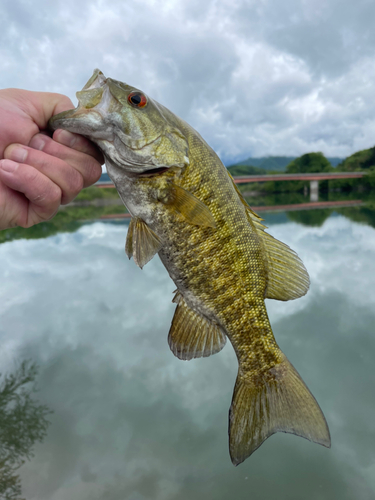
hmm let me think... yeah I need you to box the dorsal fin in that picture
[227,171,309,301]
[258,230,310,300]
[227,171,265,225]
[168,291,226,360]
[125,217,163,269]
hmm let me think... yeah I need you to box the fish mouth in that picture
[136,166,170,177]
[49,107,94,129]
[48,107,110,140]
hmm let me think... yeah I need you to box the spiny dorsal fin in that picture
[125,217,163,269]
[229,352,331,466]
[227,171,265,226]
[161,183,216,228]
[168,291,226,360]
[227,172,309,300]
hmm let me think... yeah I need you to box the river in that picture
[1,194,374,499]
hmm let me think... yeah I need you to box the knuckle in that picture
[90,163,103,184]
[60,169,84,205]
[44,207,59,222]
[68,169,84,196]
[26,167,41,185]
[49,185,62,204]
[18,216,32,229]
[85,161,103,186]
[31,183,61,206]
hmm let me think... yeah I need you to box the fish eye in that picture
[128,92,147,108]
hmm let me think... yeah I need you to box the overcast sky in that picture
[2,0,375,164]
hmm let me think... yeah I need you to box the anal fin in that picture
[125,217,163,269]
[168,291,226,360]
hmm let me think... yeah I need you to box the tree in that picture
[0,361,52,500]
[286,153,333,174]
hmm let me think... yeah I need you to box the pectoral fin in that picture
[168,291,226,360]
[125,217,163,269]
[160,183,216,228]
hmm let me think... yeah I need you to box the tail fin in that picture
[229,353,330,466]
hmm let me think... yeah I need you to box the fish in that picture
[49,69,331,465]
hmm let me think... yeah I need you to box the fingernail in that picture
[29,135,46,151]
[7,146,27,163]
[56,130,77,148]
[0,159,18,172]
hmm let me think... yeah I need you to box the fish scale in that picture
[49,69,331,465]
[173,131,278,369]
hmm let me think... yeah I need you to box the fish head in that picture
[49,69,189,175]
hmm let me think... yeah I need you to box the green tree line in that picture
[228,147,375,195]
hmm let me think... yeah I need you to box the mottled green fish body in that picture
[49,70,330,465]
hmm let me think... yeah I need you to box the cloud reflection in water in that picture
[0,215,374,499]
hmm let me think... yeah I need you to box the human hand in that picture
[0,89,104,230]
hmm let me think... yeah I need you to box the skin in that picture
[0,89,104,230]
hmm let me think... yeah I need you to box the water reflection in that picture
[0,361,52,500]
[0,203,126,245]
[1,195,375,498]
[2,191,375,246]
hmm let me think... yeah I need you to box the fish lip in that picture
[48,108,103,132]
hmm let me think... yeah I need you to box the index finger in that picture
[52,129,104,165]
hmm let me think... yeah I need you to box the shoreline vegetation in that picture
[1,146,375,243]
[227,147,375,197]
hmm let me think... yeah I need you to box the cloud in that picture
[1,0,375,162]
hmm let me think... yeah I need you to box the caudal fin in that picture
[229,353,330,466]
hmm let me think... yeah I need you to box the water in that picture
[1,197,375,499]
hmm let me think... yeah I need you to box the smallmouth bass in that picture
[49,70,330,465]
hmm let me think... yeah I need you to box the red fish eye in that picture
[128,92,147,108]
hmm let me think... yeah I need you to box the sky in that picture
[1,0,375,164]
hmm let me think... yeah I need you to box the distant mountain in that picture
[327,157,344,167]
[99,172,111,182]
[227,164,267,176]
[228,156,295,172]
[227,155,344,172]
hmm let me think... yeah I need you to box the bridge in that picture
[90,199,363,222]
[233,172,366,202]
[96,171,366,202]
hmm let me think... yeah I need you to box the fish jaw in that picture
[48,69,190,176]
[49,107,114,141]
